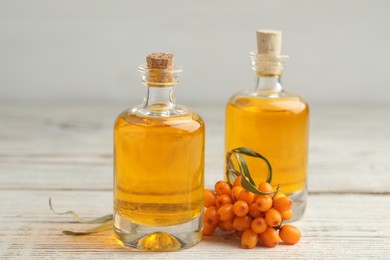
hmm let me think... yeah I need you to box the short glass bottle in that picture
[114,54,205,251]
[225,53,309,221]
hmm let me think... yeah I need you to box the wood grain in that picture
[0,190,389,259]
[0,101,389,259]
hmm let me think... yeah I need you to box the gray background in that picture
[1,0,389,104]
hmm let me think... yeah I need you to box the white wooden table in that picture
[1,101,389,259]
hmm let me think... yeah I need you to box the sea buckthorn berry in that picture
[251,217,267,234]
[273,197,293,212]
[280,209,293,221]
[279,225,301,245]
[257,182,274,196]
[220,219,234,231]
[217,204,234,222]
[205,206,220,226]
[238,189,255,204]
[233,176,243,187]
[265,208,282,227]
[232,215,252,231]
[255,195,273,212]
[233,200,249,217]
[204,189,217,208]
[203,222,217,236]
[241,229,258,249]
[259,227,279,247]
[215,181,231,196]
[230,186,243,202]
[248,203,264,218]
[272,192,286,201]
[216,194,233,208]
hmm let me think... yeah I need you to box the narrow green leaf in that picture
[226,147,278,195]
[49,197,113,224]
[235,153,256,186]
[62,220,113,236]
[233,153,244,175]
[232,147,273,184]
[225,151,234,185]
[240,174,277,195]
[226,151,243,186]
[240,175,261,194]
[228,169,242,176]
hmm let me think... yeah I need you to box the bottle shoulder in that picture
[227,90,309,114]
[115,104,204,132]
[229,89,307,101]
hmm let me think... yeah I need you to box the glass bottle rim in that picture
[137,65,183,74]
[137,65,182,87]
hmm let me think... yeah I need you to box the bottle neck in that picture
[142,86,176,109]
[255,75,283,93]
[250,52,287,94]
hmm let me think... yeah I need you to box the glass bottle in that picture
[225,31,309,221]
[114,53,205,251]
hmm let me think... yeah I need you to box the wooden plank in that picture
[0,190,389,259]
[1,102,389,193]
[0,102,390,258]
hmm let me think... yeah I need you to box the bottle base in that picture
[114,214,203,251]
[287,188,307,222]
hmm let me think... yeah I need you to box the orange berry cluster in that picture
[203,177,301,249]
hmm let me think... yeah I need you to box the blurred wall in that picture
[1,0,389,104]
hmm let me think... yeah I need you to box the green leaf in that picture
[240,176,278,195]
[49,197,113,224]
[233,153,244,174]
[232,147,273,184]
[62,220,113,236]
[235,153,256,186]
[226,147,277,195]
[225,151,241,185]
[240,175,261,194]
[49,197,113,236]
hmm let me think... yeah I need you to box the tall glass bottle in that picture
[225,31,309,221]
[114,53,205,251]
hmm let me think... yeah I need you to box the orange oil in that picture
[114,112,205,226]
[225,95,309,194]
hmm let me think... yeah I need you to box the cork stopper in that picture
[254,30,284,76]
[256,30,282,55]
[144,53,176,87]
[146,53,174,69]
